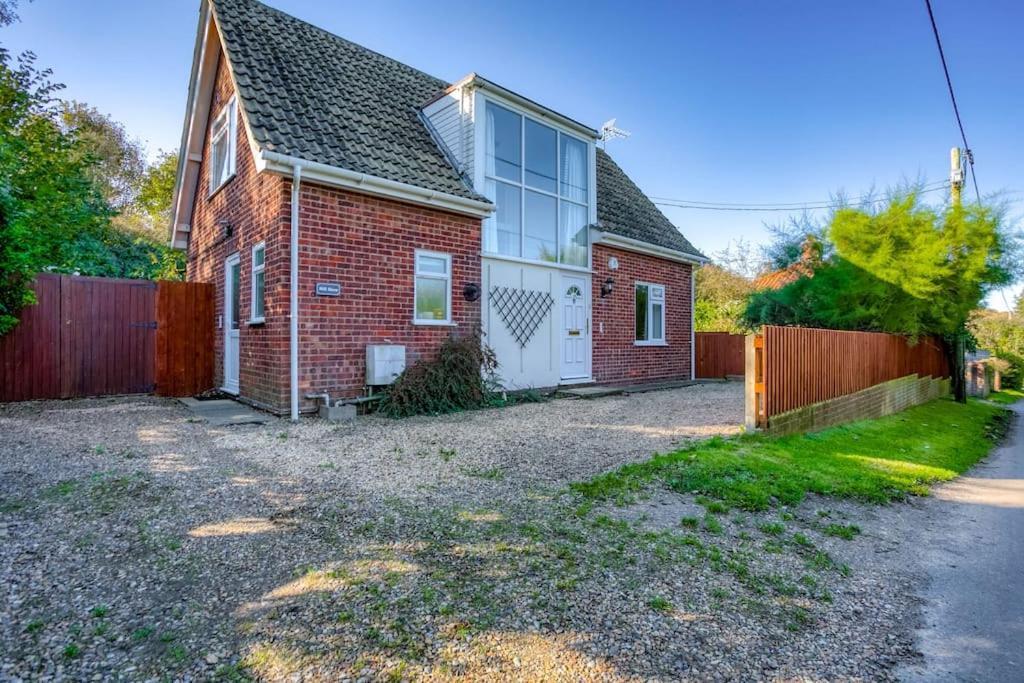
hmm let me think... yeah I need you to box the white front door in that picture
[223,253,241,394]
[560,275,590,380]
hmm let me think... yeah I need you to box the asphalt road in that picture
[900,401,1024,682]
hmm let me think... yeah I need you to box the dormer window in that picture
[209,96,237,194]
[483,101,589,267]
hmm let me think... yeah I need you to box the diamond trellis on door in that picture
[490,286,555,348]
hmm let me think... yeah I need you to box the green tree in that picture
[0,49,111,335]
[970,308,1024,389]
[744,194,1016,401]
[60,101,146,212]
[137,150,178,232]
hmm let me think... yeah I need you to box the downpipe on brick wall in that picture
[290,165,301,422]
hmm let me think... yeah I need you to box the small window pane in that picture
[524,119,557,192]
[230,262,241,330]
[254,246,265,267]
[652,302,663,340]
[560,135,588,202]
[635,284,648,340]
[484,179,522,257]
[415,277,448,321]
[485,102,521,182]
[417,254,447,275]
[524,191,557,262]
[253,271,265,319]
[559,200,588,267]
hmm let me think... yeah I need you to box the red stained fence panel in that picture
[695,332,745,378]
[0,274,212,402]
[752,325,950,424]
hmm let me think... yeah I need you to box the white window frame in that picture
[208,95,237,195]
[481,97,592,271]
[413,249,453,326]
[635,281,667,346]
[250,241,266,324]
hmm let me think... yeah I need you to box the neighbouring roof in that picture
[208,0,703,258]
[596,149,705,259]
[211,0,484,201]
[752,237,820,290]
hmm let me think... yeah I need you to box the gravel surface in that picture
[0,384,926,681]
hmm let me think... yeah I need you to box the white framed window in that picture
[635,282,666,345]
[483,100,590,268]
[414,250,452,325]
[209,95,237,194]
[250,242,266,323]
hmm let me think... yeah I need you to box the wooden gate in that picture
[695,332,745,378]
[0,274,213,401]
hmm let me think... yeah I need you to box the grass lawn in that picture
[987,388,1024,405]
[573,398,1011,511]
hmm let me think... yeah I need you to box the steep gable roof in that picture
[596,149,705,259]
[211,0,483,201]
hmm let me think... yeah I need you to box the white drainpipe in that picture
[290,166,302,421]
[690,265,696,380]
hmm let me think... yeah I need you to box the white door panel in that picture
[560,274,590,379]
[223,254,241,394]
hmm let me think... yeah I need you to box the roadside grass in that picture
[572,398,1011,510]
[987,388,1024,405]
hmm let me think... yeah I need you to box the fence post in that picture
[745,334,759,431]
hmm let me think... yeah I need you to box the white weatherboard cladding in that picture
[422,86,474,180]
[482,257,561,389]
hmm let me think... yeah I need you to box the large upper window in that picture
[209,96,237,194]
[483,101,589,267]
[635,283,666,344]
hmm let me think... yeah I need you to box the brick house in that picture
[170,0,707,418]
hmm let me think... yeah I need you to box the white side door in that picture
[560,275,590,380]
[223,253,241,394]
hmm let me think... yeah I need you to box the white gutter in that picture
[290,166,301,422]
[259,150,493,219]
[591,229,709,266]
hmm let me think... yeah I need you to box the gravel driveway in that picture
[0,382,922,681]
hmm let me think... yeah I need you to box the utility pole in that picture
[950,146,967,403]
[950,147,964,206]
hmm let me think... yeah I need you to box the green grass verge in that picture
[987,388,1024,405]
[572,398,1011,510]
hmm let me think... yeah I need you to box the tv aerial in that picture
[600,118,631,148]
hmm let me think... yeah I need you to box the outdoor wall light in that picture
[601,277,615,298]
[463,282,481,302]
[217,219,234,239]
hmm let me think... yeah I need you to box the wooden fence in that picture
[695,332,745,378]
[0,274,213,402]
[747,325,950,428]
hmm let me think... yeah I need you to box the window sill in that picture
[413,320,456,327]
[634,341,668,347]
[208,172,237,199]
[248,318,265,327]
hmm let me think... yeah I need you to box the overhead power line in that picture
[649,180,949,210]
[653,182,950,212]
[924,0,981,203]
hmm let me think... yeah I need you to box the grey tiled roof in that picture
[211,0,484,201]
[211,0,703,259]
[596,149,705,259]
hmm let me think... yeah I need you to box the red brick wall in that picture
[187,50,291,410]
[187,48,483,414]
[591,244,693,384]
[292,182,481,410]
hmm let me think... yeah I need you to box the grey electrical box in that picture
[366,345,406,385]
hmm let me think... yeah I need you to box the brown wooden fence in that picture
[695,332,745,378]
[748,325,950,427]
[0,274,213,402]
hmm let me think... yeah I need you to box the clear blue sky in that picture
[4,0,1022,307]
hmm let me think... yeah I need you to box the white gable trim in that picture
[591,229,709,265]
